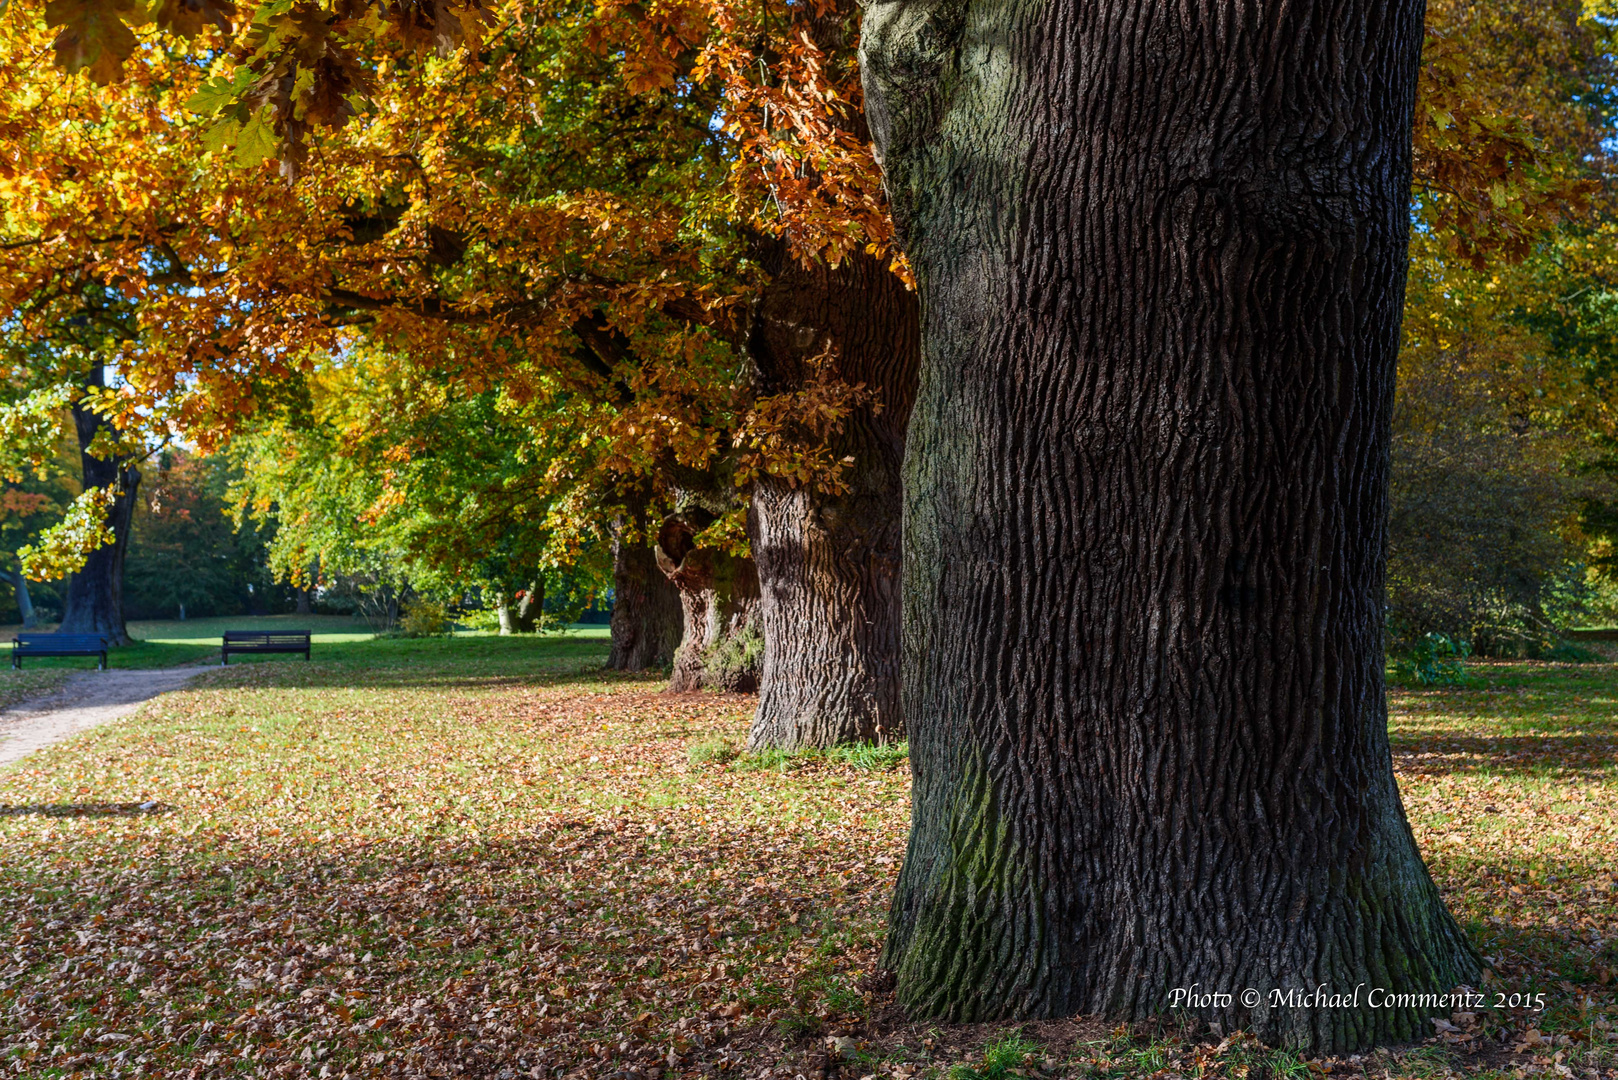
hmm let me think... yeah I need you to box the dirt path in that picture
[0,666,211,767]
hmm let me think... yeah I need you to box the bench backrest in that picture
[223,631,311,644]
[14,633,107,649]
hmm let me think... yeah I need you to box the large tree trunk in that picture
[746,245,919,751]
[656,515,761,692]
[862,0,1477,1053]
[58,371,138,647]
[609,521,683,672]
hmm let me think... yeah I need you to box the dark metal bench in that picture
[11,632,108,670]
[221,630,312,665]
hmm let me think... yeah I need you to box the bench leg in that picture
[99,654,106,671]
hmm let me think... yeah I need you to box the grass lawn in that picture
[0,640,1612,1080]
[0,614,612,673]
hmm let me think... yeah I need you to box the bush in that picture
[1386,353,1608,657]
[399,599,453,638]
[1393,632,1470,686]
[1543,639,1600,663]
[458,607,503,633]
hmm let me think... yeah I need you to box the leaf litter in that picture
[0,645,1609,1080]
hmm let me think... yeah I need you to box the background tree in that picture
[1390,0,1618,652]
[9,0,917,745]
[124,450,287,620]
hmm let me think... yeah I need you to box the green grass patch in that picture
[951,1032,1041,1080]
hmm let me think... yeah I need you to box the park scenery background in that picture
[5,0,1618,1076]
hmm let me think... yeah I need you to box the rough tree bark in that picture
[608,516,684,672]
[745,242,919,750]
[862,0,1477,1052]
[58,369,138,646]
[656,515,761,692]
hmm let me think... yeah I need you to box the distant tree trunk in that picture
[295,588,312,615]
[0,570,36,629]
[656,515,761,692]
[609,517,683,671]
[746,244,918,751]
[58,368,138,647]
[514,581,542,633]
[862,0,1476,1051]
[495,583,540,634]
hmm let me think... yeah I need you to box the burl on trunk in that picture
[861,0,1477,1052]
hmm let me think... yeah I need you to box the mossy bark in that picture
[862,0,1478,1052]
[656,515,762,693]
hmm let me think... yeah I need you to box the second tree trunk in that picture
[745,244,919,749]
[657,515,762,692]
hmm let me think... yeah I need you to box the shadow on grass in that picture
[1390,733,1618,778]
[0,800,173,817]
[0,823,887,1080]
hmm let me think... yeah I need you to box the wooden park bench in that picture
[10,632,108,670]
[221,630,312,665]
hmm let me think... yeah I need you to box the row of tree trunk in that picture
[610,0,1478,1049]
[604,242,920,755]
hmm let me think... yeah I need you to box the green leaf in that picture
[234,112,279,167]
[184,69,255,116]
[200,117,242,154]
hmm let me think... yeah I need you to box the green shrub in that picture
[1393,632,1470,686]
[399,600,453,638]
[458,607,503,633]
[1543,639,1600,663]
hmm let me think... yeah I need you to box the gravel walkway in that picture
[0,666,210,767]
